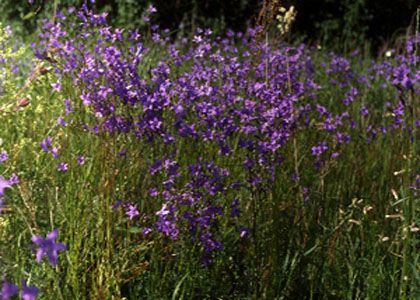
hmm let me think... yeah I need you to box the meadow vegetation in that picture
[0,2,419,299]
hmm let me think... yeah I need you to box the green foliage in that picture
[313,0,372,52]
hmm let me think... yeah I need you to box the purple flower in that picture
[51,147,59,158]
[230,198,240,218]
[125,204,139,219]
[51,81,61,92]
[200,233,223,252]
[40,137,52,152]
[77,156,85,166]
[111,199,123,209]
[31,228,67,267]
[149,188,158,197]
[156,204,170,217]
[118,149,127,157]
[239,226,249,238]
[0,177,11,197]
[143,227,152,236]
[21,280,39,300]
[1,277,19,299]
[57,162,68,172]
[147,4,157,14]
[9,173,19,185]
[156,218,179,240]
[360,106,369,116]
[57,116,67,126]
[291,172,300,183]
[0,151,8,162]
[64,99,74,114]
[311,141,328,157]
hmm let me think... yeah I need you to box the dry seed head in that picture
[16,96,30,108]
[402,154,412,160]
[276,5,297,36]
[256,0,282,38]
[390,189,399,200]
[410,223,419,232]
[385,214,404,220]
[363,206,373,215]
[39,66,50,75]
[393,169,406,176]
[348,219,361,225]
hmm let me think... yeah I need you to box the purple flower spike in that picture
[1,277,19,300]
[31,228,67,267]
[21,280,39,300]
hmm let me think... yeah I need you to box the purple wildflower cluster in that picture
[32,4,419,263]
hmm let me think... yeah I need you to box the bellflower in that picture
[1,277,18,300]
[0,150,8,162]
[21,280,39,300]
[57,162,68,172]
[0,177,11,197]
[31,228,67,267]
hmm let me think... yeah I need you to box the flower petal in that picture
[31,235,44,245]
[47,228,58,241]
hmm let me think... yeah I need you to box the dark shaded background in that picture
[1,0,418,53]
